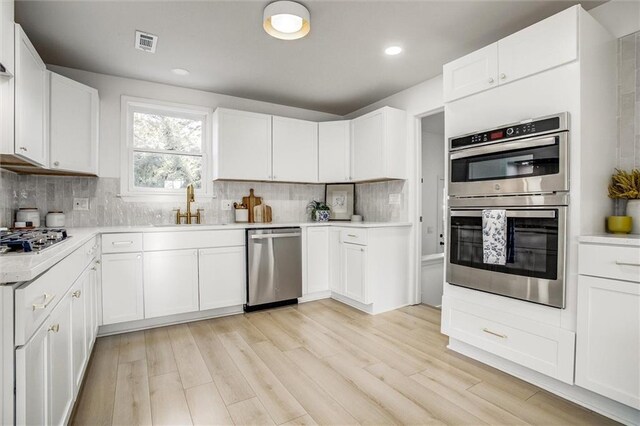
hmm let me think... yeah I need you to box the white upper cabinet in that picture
[49,72,99,175]
[0,0,14,159]
[498,6,577,85]
[213,108,272,181]
[351,106,406,182]
[443,6,578,102]
[443,43,498,103]
[318,121,350,182]
[0,0,14,74]
[14,24,48,166]
[272,116,318,183]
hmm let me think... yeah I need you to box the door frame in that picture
[411,106,445,305]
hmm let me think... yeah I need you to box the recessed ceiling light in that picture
[264,1,310,40]
[385,46,403,56]
[171,68,190,76]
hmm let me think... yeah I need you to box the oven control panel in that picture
[451,115,565,150]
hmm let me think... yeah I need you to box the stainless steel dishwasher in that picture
[245,227,302,311]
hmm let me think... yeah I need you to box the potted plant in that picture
[307,200,331,222]
[608,168,640,234]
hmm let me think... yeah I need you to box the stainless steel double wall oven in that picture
[446,113,569,308]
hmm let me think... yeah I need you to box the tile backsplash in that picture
[618,31,640,170]
[0,172,405,228]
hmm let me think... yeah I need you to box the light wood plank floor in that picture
[71,299,618,426]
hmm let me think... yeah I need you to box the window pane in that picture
[133,152,202,189]
[133,112,202,153]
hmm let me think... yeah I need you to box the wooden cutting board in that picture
[242,189,262,223]
[264,205,272,223]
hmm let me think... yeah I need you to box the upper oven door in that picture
[446,207,566,308]
[449,131,568,197]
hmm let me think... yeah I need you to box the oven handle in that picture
[450,210,556,219]
[449,135,557,160]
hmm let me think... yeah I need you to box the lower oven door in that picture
[446,207,566,308]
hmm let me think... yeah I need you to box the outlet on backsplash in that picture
[73,198,89,211]
[221,200,233,210]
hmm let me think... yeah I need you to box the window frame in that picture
[120,96,213,201]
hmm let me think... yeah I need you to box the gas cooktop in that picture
[0,229,69,255]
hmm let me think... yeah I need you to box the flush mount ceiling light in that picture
[385,46,403,56]
[171,68,190,76]
[263,1,310,40]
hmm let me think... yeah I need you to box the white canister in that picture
[46,211,66,228]
[16,208,40,227]
[235,209,249,223]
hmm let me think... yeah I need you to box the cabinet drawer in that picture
[579,244,640,283]
[443,296,575,384]
[143,230,244,251]
[340,228,368,246]
[101,233,143,253]
[15,238,96,346]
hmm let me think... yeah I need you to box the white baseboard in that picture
[448,338,640,426]
[97,305,243,336]
[299,291,331,303]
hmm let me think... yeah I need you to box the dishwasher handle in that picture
[250,232,301,240]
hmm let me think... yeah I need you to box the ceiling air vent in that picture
[135,31,158,53]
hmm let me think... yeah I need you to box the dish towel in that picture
[482,209,507,265]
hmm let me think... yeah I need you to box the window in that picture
[121,97,212,199]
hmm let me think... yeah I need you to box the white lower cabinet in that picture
[342,243,368,304]
[199,246,245,310]
[329,226,410,313]
[144,249,199,318]
[16,292,73,425]
[328,229,342,294]
[101,252,144,325]
[576,242,640,409]
[306,227,330,294]
[70,270,88,393]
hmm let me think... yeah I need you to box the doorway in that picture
[420,112,445,307]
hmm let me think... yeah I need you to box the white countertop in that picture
[579,234,640,247]
[0,222,411,284]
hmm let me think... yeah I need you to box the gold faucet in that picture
[175,184,203,224]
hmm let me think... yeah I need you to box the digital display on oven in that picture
[490,131,504,140]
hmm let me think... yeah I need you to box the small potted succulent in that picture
[307,200,331,222]
[607,168,640,234]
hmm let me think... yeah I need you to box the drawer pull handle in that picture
[72,290,81,298]
[33,293,56,311]
[482,328,507,339]
[347,234,357,238]
[615,261,640,267]
[48,324,60,333]
[112,241,134,246]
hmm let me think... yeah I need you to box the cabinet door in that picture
[319,121,350,182]
[15,320,49,426]
[214,108,272,181]
[14,24,47,166]
[199,246,245,310]
[87,260,99,345]
[328,229,343,294]
[49,72,99,174]
[443,43,498,102]
[576,275,640,409]
[0,1,14,158]
[306,227,329,294]
[48,294,73,426]
[351,110,385,181]
[342,243,368,304]
[70,271,88,394]
[144,249,199,318]
[272,116,318,182]
[498,6,577,86]
[101,253,144,325]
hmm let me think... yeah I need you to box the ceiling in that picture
[16,0,605,115]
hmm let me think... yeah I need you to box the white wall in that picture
[421,113,445,256]
[589,0,640,38]
[47,65,340,179]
